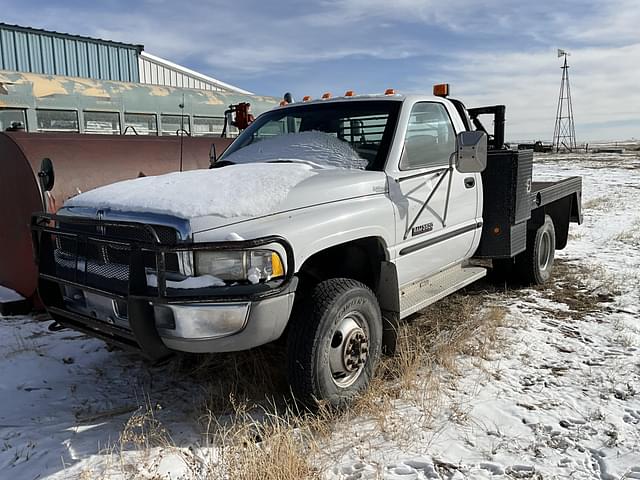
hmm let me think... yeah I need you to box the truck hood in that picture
[63,162,387,233]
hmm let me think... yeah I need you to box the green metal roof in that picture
[0,23,143,82]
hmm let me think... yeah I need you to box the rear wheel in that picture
[286,278,382,408]
[516,214,556,285]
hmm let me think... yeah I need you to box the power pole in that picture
[552,49,577,152]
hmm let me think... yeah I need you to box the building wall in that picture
[0,70,278,135]
[138,52,252,94]
[0,23,141,83]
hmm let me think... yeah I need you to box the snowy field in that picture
[1,151,639,479]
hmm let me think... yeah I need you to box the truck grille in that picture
[52,221,180,295]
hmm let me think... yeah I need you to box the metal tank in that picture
[0,131,232,302]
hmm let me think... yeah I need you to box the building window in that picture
[0,108,27,131]
[36,109,79,133]
[84,111,121,135]
[161,115,190,136]
[193,116,225,136]
[124,113,158,135]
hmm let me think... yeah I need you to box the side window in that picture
[124,113,158,135]
[161,115,190,136]
[36,109,79,133]
[0,108,27,131]
[400,103,456,170]
[84,111,120,135]
[193,116,225,136]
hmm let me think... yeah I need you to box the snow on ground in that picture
[0,285,24,302]
[1,152,639,479]
[65,162,316,219]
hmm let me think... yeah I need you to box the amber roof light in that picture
[433,83,450,97]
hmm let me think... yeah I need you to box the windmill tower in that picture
[552,49,577,152]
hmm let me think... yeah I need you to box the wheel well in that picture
[530,196,572,250]
[295,237,400,355]
[297,237,386,291]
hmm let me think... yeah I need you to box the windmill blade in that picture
[557,48,565,57]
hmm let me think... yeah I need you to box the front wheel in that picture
[286,278,382,408]
[516,214,556,285]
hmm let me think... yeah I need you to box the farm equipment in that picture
[0,132,233,306]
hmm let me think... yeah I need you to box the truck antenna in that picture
[179,93,185,171]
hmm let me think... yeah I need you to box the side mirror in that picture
[38,157,55,192]
[456,131,487,173]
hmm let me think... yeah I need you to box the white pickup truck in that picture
[33,86,582,406]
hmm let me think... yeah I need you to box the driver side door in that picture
[389,102,479,287]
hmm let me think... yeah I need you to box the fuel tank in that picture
[0,132,232,301]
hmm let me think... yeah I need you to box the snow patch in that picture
[65,162,316,220]
[0,285,24,303]
[223,131,369,170]
[145,274,225,289]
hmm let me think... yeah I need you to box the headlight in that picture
[195,249,285,285]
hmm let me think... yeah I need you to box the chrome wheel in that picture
[329,311,369,388]
[538,230,552,271]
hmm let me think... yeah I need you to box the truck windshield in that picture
[220,100,401,171]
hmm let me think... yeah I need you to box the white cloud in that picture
[429,43,640,140]
[3,0,639,140]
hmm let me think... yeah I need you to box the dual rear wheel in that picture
[493,214,556,285]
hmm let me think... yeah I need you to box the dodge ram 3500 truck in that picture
[32,85,582,406]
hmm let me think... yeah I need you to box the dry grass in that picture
[95,282,512,479]
[614,220,640,247]
[203,404,324,480]
[582,196,613,211]
[93,291,509,479]
[532,259,620,321]
[167,342,290,414]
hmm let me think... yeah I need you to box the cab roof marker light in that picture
[279,100,288,106]
[433,83,450,97]
[302,95,312,101]
[321,92,332,99]
[384,88,396,95]
[344,90,355,97]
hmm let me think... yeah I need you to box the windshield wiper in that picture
[210,160,235,169]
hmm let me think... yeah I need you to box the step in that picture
[399,264,486,319]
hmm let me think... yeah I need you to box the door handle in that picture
[464,177,475,188]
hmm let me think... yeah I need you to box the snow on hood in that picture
[65,163,316,219]
[222,131,369,170]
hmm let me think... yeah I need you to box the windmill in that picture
[552,49,577,152]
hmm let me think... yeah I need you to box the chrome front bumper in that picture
[155,292,295,353]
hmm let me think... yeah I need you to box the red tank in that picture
[0,132,232,302]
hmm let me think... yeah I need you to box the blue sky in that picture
[4,0,639,141]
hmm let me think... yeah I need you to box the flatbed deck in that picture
[532,176,582,208]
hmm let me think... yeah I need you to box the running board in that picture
[399,264,486,319]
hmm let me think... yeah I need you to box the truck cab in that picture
[32,87,582,407]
